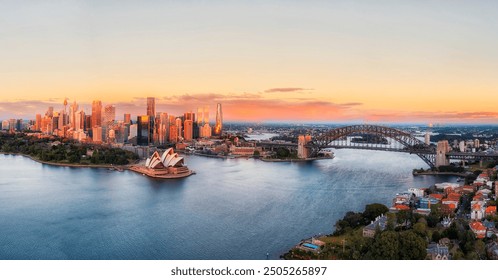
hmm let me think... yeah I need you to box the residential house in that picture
[363,214,388,238]
[469,221,486,239]
[426,243,450,260]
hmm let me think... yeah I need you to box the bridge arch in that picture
[308,124,436,167]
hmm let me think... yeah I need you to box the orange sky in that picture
[1,1,498,123]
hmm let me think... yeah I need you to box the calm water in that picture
[0,150,457,260]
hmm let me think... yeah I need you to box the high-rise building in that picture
[16,119,23,131]
[103,105,115,127]
[200,123,212,138]
[459,141,466,152]
[41,117,52,134]
[85,115,92,132]
[203,106,209,124]
[75,110,85,130]
[124,113,131,124]
[158,112,169,144]
[92,100,102,127]
[46,106,54,118]
[1,120,9,130]
[137,115,154,146]
[92,126,103,143]
[69,101,79,129]
[35,114,42,131]
[169,124,178,143]
[147,97,155,117]
[197,107,204,126]
[129,124,138,140]
[214,103,223,136]
[184,120,193,141]
[58,110,65,130]
[175,118,182,140]
[184,111,195,122]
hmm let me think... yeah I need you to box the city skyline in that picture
[2,1,498,123]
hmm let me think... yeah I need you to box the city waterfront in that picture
[0,150,458,260]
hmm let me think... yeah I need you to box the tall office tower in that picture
[102,105,115,142]
[46,106,54,118]
[424,132,430,145]
[158,112,169,144]
[168,115,176,131]
[200,123,212,138]
[52,115,59,131]
[75,110,85,130]
[85,115,92,132]
[129,124,137,139]
[16,119,23,131]
[203,106,209,124]
[92,126,103,143]
[58,110,64,130]
[124,113,131,124]
[137,115,154,146]
[35,114,42,131]
[197,107,204,125]
[41,117,52,134]
[184,120,193,141]
[214,103,223,136]
[92,100,102,127]
[69,101,79,129]
[184,111,195,122]
[1,120,9,130]
[193,122,199,139]
[169,124,178,143]
[175,117,183,140]
[103,105,116,127]
[147,97,155,117]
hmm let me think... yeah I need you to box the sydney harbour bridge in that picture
[259,124,498,168]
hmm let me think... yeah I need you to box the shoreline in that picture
[412,171,468,177]
[0,152,129,170]
[260,157,333,162]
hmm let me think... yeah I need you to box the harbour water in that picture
[0,150,458,259]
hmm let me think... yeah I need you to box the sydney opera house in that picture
[129,148,193,179]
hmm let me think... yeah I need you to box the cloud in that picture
[264,87,313,93]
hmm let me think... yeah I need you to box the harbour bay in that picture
[0,150,458,260]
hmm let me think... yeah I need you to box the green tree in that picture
[398,231,428,260]
[432,231,441,243]
[363,203,389,222]
[413,222,427,237]
[367,231,399,260]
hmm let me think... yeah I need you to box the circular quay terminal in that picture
[1,1,498,280]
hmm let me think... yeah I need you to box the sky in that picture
[1,0,498,123]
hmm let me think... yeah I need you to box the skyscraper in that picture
[103,105,116,128]
[197,107,204,126]
[69,101,79,130]
[75,110,85,130]
[35,114,41,131]
[124,113,131,124]
[92,100,102,127]
[214,103,223,136]
[184,119,193,141]
[137,115,153,146]
[147,97,155,117]
[158,112,169,144]
[175,118,182,141]
[203,106,209,124]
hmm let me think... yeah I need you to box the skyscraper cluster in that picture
[25,97,223,147]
